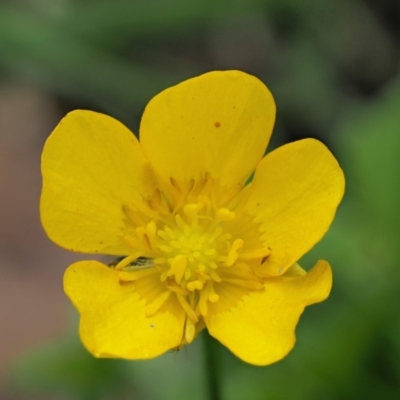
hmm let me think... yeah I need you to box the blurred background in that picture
[1,0,399,399]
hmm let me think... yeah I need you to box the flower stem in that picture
[203,330,222,400]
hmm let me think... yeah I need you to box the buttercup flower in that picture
[41,71,344,366]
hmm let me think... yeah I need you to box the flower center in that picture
[116,178,270,343]
[157,199,242,292]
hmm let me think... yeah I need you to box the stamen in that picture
[189,177,207,199]
[209,261,218,269]
[216,208,236,222]
[218,183,243,207]
[187,280,204,291]
[223,239,244,266]
[146,291,172,316]
[114,254,142,271]
[166,284,187,296]
[128,199,166,224]
[184,268,192,280]
[118,268,156,282]
[143,233,151,249]
[208,270,222,282]
[197,295,208,316]
[160,245,173,253]
[209,227,223,242]
[197,263,206,272]
[147,220,157,240]
[183,203,202,226]
[154,257,167,265]
[170,177,181,191]
[170,255,187,284]
[120,177,269,325]
[184,318,196,344]
[160,270,169,281]
[135,226,145,240]
[171,240,182,249]
[122,205,146,226]
[208,285,219,302]
[123,235,143,250]
[175,214,186,230]
[171,179,195,213]
[147,189,162,210]
[177,294,198,322]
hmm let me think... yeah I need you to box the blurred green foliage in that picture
[3,0,400,399]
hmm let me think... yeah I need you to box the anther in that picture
[225,239,244,266]
[239,247,271,260]
[170,255,187,284]
[160,245,173,253]
[187,280,204,291]
[113,254,143,271]
[185,319,196,344]
[216,208,236,222]
[170,177,180,190]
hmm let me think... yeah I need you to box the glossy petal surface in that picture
[41,110,155,254]
[64,261,185,359]
[206,260,332,365]
[245,139,345,276]
[140,70,276,187]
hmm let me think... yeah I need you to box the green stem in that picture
[203,331,222,400]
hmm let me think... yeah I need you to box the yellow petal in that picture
[64,260,185,359]
[245,139,345,275]
[41,110,156,254]
[140,70,275,187]
[206,260,332,366]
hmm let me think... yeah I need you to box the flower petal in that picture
[245,139,345,275]
[64,260,185,359]
[140,70,276,187]
[206,260,332,366]
[40,110,156,254]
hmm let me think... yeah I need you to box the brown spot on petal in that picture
[214,121,221,128]
[261,255,269,264]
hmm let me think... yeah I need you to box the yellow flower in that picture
[40,70,344,366]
